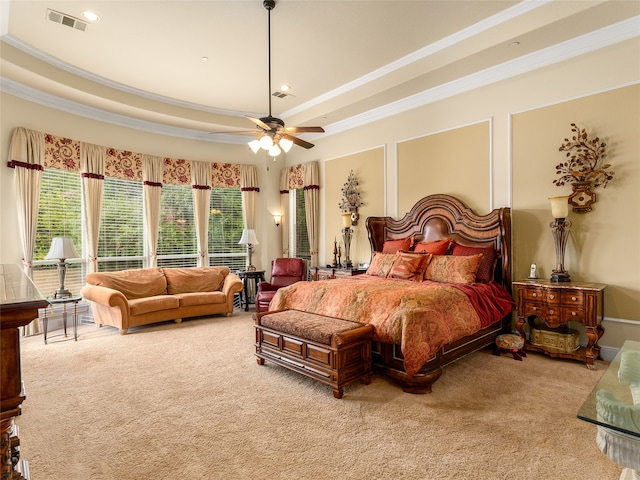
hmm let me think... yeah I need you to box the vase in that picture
[569,181,596,213]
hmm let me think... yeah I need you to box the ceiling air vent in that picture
[46,9,88,31]
[272,91,291,99]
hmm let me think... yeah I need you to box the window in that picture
[289,188,311,262]
[98,178,144,272]
[33,168,83,296]
[208,187,245,271]
[158,184,197,268]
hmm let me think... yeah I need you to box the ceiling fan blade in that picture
[285,126,325,133]
[208,129,261,135]
[284,134,314,149]
[246,116,272,131]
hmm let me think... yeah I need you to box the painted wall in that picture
[1,38,639,350]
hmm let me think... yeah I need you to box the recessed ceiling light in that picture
[81,11,100,22]
[509,41,520,47]
[201,56,209,62]
[280,85,290,91]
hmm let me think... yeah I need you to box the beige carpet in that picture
[17,312,621,480]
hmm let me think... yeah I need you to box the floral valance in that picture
[40,131,241,187]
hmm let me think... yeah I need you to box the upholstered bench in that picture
[254,309,374,398]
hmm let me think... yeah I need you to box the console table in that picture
[0,264,49,479]
[514,280,606,369]
[578,340,640,479]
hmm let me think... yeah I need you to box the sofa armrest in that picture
[80,284,131,330]
[222,273,244,297]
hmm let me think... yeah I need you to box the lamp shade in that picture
[549,196,570,219]
[45,237,79,260]
[342,213,353,228]
[238,229,259,246]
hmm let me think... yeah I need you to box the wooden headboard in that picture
[366,194,512,292]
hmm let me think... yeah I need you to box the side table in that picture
[514,280,606,369]
[43,295,82,344]
[236,270,265,311]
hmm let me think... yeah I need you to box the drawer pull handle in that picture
[532,293,537,297]
[532,306,537,311]
[571,311,577,316]
[549,309,554,314]
[549,294,555,299]
[572,296,578,301]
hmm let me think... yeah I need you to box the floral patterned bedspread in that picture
[270,275,514,376]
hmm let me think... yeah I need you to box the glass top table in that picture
[577,340,640,438]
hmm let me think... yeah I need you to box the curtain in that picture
[80,142,105,274]
[240,165,260,230]
[8,127,45,335]
[143,155,164,267]
[303,161,320,268]
[191,161,211,267]
[279,168,290,257]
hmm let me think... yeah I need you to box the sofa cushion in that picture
[129,295,179,316]
[85,268,167,300]
[175,292,226,307]
[163,266,230,294]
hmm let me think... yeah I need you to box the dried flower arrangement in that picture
[339,170,363,225]
[554,123,614,189]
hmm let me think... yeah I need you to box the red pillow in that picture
[413,239,451,255]
[388,251,431,281]
[382,237,412,254]
[451,243,496,282]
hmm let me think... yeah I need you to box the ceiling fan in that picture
[243,0,325,156]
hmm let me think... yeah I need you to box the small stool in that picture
[494,333,526,361]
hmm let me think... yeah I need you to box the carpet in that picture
[16,312,621,479]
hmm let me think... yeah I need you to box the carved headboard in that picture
[366,194,512,291]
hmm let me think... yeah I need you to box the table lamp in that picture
[549,196,571,282]
[45,236,79,298]
[238,229,259,271]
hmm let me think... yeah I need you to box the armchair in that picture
[255,258,308,312]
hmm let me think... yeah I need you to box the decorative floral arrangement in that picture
[339,170,363,213]
[554,123,614,189]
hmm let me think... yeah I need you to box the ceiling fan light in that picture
[279,137,293,153]
[268,144,281,157]
[248,139,261,154]
[259,135,273,150]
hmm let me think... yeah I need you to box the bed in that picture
[270,194,514,394]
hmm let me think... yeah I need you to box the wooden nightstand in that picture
[514,280,606,369]
[311,266,367,281]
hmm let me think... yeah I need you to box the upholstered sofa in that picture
[80,266,243,334]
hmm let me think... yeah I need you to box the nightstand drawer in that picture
[524,303,560,323]
[561,290,585,307]
[562,307,585,323]
[524,288,561,304]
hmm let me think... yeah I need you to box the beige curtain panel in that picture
[8,127,45,335]
[191,161,212,268]
[80,142,106,274]
[240,165,260,231]
[279,168,290,257]
[143,155,164,268]
[304,161,320,268]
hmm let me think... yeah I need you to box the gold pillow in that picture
[388,251,432,281]
[365,252,397,277]
[424,254,482,284]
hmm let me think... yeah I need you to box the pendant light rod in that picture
[264,0,275,118]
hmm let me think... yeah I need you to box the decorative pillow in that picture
[388,251,432,281]
[413,239,451,256]
[382,237,412,254]
[451,244,496,282]
[366,252,397,277]
[164,266,229,294]
[423,254,482,284]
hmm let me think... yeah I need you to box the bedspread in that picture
[270,275,514,376]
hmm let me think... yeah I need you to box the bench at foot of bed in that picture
[254,309,374,399]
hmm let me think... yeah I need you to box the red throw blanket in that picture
[270,275,514,376]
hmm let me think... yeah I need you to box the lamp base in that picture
[246,265,256,272]
[550,271,571,282]
[54,288,72,299]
